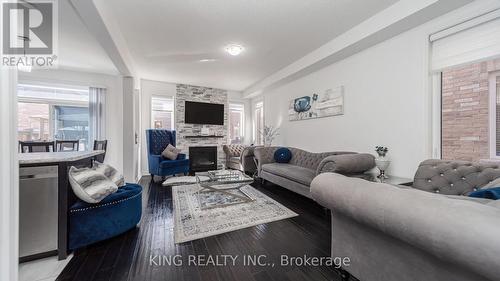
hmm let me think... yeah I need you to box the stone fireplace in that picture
[175,84,228,165]
[189,146,217,174]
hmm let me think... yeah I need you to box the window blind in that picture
[431,13,500,72]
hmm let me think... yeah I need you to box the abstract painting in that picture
[288,86,344,121]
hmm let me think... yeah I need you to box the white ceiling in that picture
[93,0,399,91]
[57,0,118,75]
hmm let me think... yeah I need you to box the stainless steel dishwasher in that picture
[19,165,59,258]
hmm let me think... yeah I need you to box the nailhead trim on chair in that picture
[70,191,142,213]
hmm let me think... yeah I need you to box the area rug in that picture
[172,183,298,243]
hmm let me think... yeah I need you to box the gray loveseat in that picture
[311,159,500,281]
[254,146,375,198]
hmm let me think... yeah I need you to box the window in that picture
[254,102,264,145]
[17,84,90,150]
[229,103,244,144]
[431,13,500,161]
[151,96,174,130]
[440,59,500,161]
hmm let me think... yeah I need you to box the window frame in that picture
[254,101,264,145]
[150,95,175,130]
[17,84,90,146]
[228,102,245,144]
[489,71,500,159]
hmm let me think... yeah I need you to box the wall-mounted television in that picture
[184,101,224,125]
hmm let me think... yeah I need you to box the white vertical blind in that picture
[431,15,500,72]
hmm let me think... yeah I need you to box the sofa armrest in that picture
[254,146,278,175]
[316,153,375,175]
[310,173,500,281]
[240,146,258,160]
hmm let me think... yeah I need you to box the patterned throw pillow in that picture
[93,161,125,187]
[68,166,118,203]
[274,147,292,163]
[162,144,181,160]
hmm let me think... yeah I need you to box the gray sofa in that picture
[311,159,500,281]
[222,144,260,174]
[254,146,375,198]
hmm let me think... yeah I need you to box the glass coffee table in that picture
[195,170,254,209]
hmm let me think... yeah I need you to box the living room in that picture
[1,0,500,281]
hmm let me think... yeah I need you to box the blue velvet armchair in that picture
[146,129,189,179]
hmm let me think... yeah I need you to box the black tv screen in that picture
[184,101,224,125]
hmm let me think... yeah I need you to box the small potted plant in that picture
[375,146,390,179]
[258,125,280,147]
[375,146,388,158]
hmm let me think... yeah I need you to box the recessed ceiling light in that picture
[199,58,217,62]
[225,44,244,56]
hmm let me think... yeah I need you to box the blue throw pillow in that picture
[274,147,292,163]
[469,187,500,200]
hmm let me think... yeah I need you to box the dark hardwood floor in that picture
[57,177,352,281]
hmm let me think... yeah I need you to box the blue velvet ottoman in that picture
[69,183,143,250]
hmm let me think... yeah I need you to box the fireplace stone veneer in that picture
[175,84,228,165]
[189,146,218,174]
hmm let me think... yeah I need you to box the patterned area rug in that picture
[172,184,298,243]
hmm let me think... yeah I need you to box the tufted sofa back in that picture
[413,159,500,195]
[287,147,355,170]
[254,146,355,171]
[223,144,246,157]
[146,129,176,155]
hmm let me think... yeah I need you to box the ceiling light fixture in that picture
[225,44,244,56]
[199,58,217,62]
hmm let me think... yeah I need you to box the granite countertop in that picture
[19,150,105,165]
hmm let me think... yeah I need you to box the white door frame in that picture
[0,67,19,281]
[431,72,442,159]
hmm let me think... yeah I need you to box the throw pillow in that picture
[469,187,500,200]
[93,161,125,187]
[274,147,292,163]
[68,166,118,203]
[162,144,181,160]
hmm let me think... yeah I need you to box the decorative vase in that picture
[375,157,390,179]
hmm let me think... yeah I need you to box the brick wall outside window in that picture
[441,58,500,161]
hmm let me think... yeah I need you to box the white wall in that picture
[19,69,124,173]
[256,1,499,178]
[139,79,176,175]
[0,68,19,281]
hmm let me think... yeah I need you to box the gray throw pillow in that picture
[162,144,181,160]
[69,166,118,203]
[93,161,125,187]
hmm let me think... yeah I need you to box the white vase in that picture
[375,157,390,179]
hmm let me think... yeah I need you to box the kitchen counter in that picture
[19,150,105,165]
[19,150,105,262]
